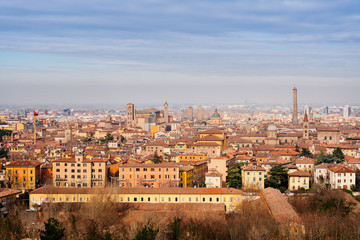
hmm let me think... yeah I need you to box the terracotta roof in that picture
[261,187,302,224]
[295,157,315,165]
[0,188,22,198]
[200,128,224,135]
[206,170,222,177]
[6,160,42,167]
[30,186,243,195]
[288,170,311,177]
[329,165,356,173]
[287,164,298,169]
[199,135,224,141]
[242,165,265,171]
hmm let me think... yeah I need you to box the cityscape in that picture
[1,1,360,240]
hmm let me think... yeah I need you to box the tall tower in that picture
[65,120,72,143]
[292,86,298,125]
[188,106,193,121]
[303,111,309,139]
[198,105,203,121]
[126,103,135,126]
[164,102,169,123]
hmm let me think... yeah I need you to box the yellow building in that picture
[242,165,266,190]
[29,186,243,212]
[5,160,42,191]
[177,153,208,162]
[288,170,310,191]
[180,166,194,188]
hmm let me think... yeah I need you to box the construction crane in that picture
[33,111,38,145]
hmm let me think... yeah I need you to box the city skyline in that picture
[1,0,360,105]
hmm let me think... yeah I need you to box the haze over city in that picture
[1,0,360,105]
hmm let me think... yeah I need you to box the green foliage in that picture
[168,217,182,240]
[0,129,12,142]
[265,165,288,191]
[300,148,312,157]
[0,147,8,159]
[317,153,343,164]
[120,136,125,143]
[105,133,114,141]
[333,147,344,160]
[40,218,65,240]
[153,151,160,164]
[295,144,300,153]
[227,164,243,189]
[133,224,159,240]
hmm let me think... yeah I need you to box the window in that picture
[216,197,219,202]
[247,172,250,175]
[71,175,75,179]
[56,174,60,178]
[168,197,171,202]
[71,169,75,173]
[136,168,140,172]
[56,182,60,186]
[65,169,68,172]
[83,163,87,167]
[83,175,87,179]
[98,169,102,172]
[143,168,147,171]
[203,198,205,202]
[71,164,75,167]
[148,197,151,201]
[56,163,60,166]
[77,163,80,167]
[77,175,81,179]
[134,198,137,202]
[77,169,81,173]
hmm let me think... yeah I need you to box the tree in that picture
[40,218,65,240]
[168,217,182,240]
[265,165,288,192]
[300,148,312,157]
[153,151,160,164]
[227,165,242,188]
[295,144,300,153]
[0,147,8,159]
[133,224,159,240]
[0,129,12,142]
[333,147,344,161]
[105,133,114,142]
[317,153,343,164]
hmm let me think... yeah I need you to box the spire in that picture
[303,111,308,122]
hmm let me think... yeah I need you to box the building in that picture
[164,102,169,123]
[343,105,351,118]
[179,166,194,188]
[303,112,309,139]
[5,160,42,191]
[328,165,356,190]
[295,157,314,177]
[208,155,234,185]
[126,103,135,126]
[29,186,243,212]
[210,109,222,125]
[119,163,180,188]
[288,170,310,191]
[188,106,193,121]
[0,188,21,205]
[242,165,266,190]
[52,154,107,188]
[205,169,222,188]
[292,86,298,125]
[198,105,203,121]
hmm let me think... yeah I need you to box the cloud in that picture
[0,0,359,104]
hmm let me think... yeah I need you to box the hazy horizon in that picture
[1,0,360,105]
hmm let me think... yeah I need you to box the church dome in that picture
[267,125,277,131]
[210,109,221,119]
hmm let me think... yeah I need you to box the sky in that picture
[1,0,360,106]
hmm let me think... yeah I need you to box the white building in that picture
[205,169,222,188]
[328,165,356,190]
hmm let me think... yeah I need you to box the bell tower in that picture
[303,111,309,139]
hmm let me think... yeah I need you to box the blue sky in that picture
[1,0,360,105]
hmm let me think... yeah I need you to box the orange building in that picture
[119,163,180,188]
